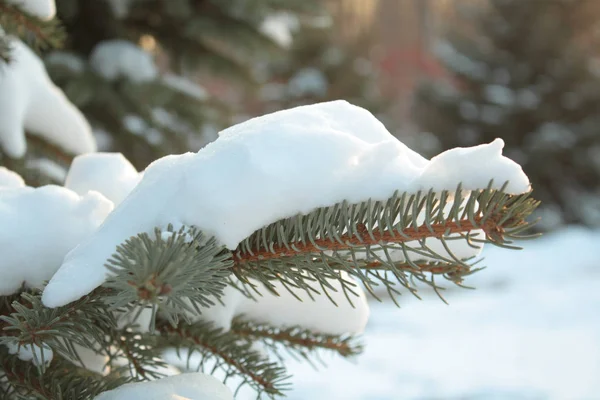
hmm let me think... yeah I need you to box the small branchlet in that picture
[231,318,363,366]
[0,290,116,371]
[0,346,129,400]
[156,319,290,398]
[104,226,233,329]
[0,0,65,62]
[232,182,539,302]
[103,182,538,309]
[110,329,168,381]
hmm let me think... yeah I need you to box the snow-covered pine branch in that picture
[0,101,539,399]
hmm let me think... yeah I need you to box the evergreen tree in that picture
[249,22,388,116]
[0,1,540,398]
[1,0,322,181]
[412,0,600,228]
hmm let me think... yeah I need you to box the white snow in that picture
[116,305,154,333]
[162,74,208,101]
[90,40,157,83]
[270,227,600,400]
[68,343,110,375]
[6,0,55,20]
[0,185,113,295]
[94,372,233,400]
[192,272,369,334]
[0,38,96,158]
[416,138,524,192]
[65,153,141,206]
[42,100,530,308]
[4,341,53,366]
[288,68,328,98]
[0,167,25,188]
[237,272,369,335]
[260,12,299,48]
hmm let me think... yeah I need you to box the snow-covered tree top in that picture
[41,100,530,308]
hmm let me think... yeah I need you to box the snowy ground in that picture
[278,227,600,400]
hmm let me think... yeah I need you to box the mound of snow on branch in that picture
[94,372,233,400]
[0,38,96,158]
[0,185,113,295]
[6,0,56,20]
[3,341,53,366]
[66,153,142,206]
[42,100,530,308]
[0,167,25,189]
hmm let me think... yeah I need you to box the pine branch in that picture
[104,226,233,329]
[156,319,290,397]
[0,348,128,400]
[231,318,363,366]
[0,0,65,61]
[24,134,75,166]
[0,290,115,368]
[102,182,538,310]
[232,182,539,301]
[110,330,167,381]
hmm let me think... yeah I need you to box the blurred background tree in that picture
[412,0,600,229]
[1,0,325,181]
[246,21,388,118]
[4,0,598,227]
[51,0,327,171]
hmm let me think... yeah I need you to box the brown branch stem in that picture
[158,323,275,391]
[0,356,51,399]
[234,217,499,264]
[232,325,353,357]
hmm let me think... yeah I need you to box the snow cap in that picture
[0,185,113,295]
[6,0,56,20]
[66,152,141,205]
[94,373,233,400]
[42,100,531,308]
[0,167,25,189]
[0,38,96,158]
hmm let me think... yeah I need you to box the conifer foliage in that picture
[0,1,540,399]
[412,0,600,228]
